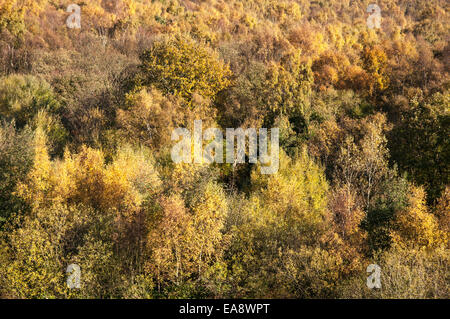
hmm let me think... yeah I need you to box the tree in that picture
[389,92,449,204]
[117,87,183,150]
[136,36,232,106]
[334,113,390,210]
[16,126,52,211]
[361,45,389,96]
[0,74,60,128]
[226,150,338,297]
[0,0,25,37]
[0,121,33,225]
[146,194,195,295]
[0,203,117,298]
[363,173,410,253]
[146,180,227,297]
[263,50,313,122]
[340,246,449,299]
[435,186,449,236]
[329,186,366,272]
[391,186,447,250]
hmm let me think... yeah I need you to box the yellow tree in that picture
[137,36,232,106]
[228,150,341,297]
[391,186,447,250]
[0,0,25,36]
[362,45,390,95]
[189,181,228,274]
[146,194,195,292]
[117,87,184,150]
[329,186,366,273]
[16,127,52,210]
[146,179,227,296]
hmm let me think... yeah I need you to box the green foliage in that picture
[0,121,32,225]
[0,74,60,128]
[363,172,410,252]
[389,92,450,204]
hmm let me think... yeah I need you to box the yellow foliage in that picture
[118,87,184,149]
[137,36,232,106]
[17,130,160,217]
[146,181,227,291]
[16,127,52,210]
[251,149,330,241]
[392,186,447,249]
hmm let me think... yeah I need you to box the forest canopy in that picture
[0,0,448,299]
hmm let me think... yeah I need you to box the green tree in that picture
[0,121,33,225]
[389,92,450,204]
[0,74,60,128]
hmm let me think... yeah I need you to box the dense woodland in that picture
[0,0,448,298]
